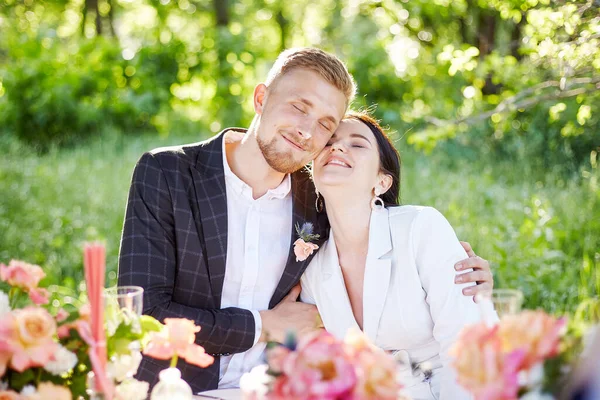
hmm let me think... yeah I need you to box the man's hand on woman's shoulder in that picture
[454,241,494,299]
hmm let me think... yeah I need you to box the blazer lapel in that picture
[190,130,231,307]
[362,208,393,342]
[319,233,361,337]
[269,167,329,309]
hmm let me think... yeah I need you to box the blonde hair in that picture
[265,47,356,105]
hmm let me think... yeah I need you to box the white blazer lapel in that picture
[362,208,393,342]
[318,232,361,338]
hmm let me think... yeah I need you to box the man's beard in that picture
[257,135,307,174]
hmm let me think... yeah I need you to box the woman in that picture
[300,112,482,400]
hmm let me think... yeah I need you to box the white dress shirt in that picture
[218,133,293,388]
[301,206,482,400]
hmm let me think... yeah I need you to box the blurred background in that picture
[0,0,598,316]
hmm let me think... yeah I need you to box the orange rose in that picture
[143,318,214,368]
[499,310,566,369]
[14,308,55,345]
[25,382,72,400]
[164,318,200,353]
[0,390,21,400]
[6,308,58,372]
[345,330,401,400]
[450,323,524,400]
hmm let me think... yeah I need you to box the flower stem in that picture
[8,287,19,309]
[170,355,178,368]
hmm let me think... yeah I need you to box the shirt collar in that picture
[221,131,292,200]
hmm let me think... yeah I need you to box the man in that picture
[118,48,493,392]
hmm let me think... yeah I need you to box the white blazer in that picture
[301,206,482,400]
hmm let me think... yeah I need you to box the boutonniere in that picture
[293,222,320,262]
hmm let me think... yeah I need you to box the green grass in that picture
[401,150,600,314]
[1,132,598,315]
[0,131,207,290]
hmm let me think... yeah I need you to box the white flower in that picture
[518,362,545,388]
[43,344,78,375]
[0,291,10,317]
[520,389,555,400]
[107,319,119,337]
[20,385,37,396]
[108,351,143,382]
[115,378,149,400]
[239,364,271,397]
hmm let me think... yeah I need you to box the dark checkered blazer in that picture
[118,129,329,393]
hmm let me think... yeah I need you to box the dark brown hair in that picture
[344,111,401,206]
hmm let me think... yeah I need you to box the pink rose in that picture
[293,239,319,262]
[55,309,69,323]
[56,325,70,339]
[344,331,400,399]
[268,375,294,399]
[0,260,45,292]
[499,310,566,370]
[451,324,525,400]
[143,318,214,368]
[57,305,92,339]
[277,331,356,399]
[0,314,15,378]
[2,308,58,372]
[28,288,49,306]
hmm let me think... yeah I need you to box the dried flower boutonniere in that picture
[293,222,320,262]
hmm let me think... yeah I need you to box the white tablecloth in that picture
[194,388,244,400]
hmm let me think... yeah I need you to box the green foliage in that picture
[0,36,178,150]
[1,0,598,166]
[58,327,92,400]
[295,222,321,242]
[6,368,36,393]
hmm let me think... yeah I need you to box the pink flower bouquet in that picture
[450,309,568,400]
[241,330,402,400]
[0,253,213,400]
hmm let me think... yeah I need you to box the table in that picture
[194,388,244,400]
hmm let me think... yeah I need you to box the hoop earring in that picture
[371,195,384,211]
[315,192,324,213]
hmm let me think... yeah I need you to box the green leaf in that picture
[9,368,36,391]
[69,370,89,400]
[140,315,164,334]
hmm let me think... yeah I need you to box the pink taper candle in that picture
[84,242,113,399]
